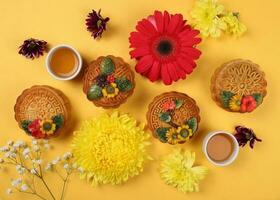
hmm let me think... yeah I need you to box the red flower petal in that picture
[181,47,201,59]
[129,32,149,48]
[163,11,170,31]
[177,57,194,74]
[167,63,179,81]
[130,46,150,59]
[174,61,186,79]
[148,61,160,81]
[139,19,158,36]
[167,14,181,35]
[181,37,202,47]
[161,63,172,85]
[135,55,154,74]
[154,11,164,33]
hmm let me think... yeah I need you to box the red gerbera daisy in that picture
[129,10,202,85]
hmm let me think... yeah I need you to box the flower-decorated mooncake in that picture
[14,85,70,139]
[211,59,267,113]
[146,92,200,145]
[83,55,135,108]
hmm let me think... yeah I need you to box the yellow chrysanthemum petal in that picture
[229,95,242,111]
[222,12,247,37]
[72,111,151,186]
[191,0,227,38]
[160,149,208,193]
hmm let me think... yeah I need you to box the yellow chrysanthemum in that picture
[222,12,247,37]
[102,83,119,98]
[40,120,56,135]
[191,0,227,38]
[72,112,151,186]
[160,149,208,193]
[229,95,242,111]
[166,128,179,145]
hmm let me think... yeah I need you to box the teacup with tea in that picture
[46,45,82,80]
[203,131,239,166]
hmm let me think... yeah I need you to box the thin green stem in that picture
[40,176,56,200]
[60,173,70,200]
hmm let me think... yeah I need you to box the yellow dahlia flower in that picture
[40,119,56,135]
[177,125,193,141]
[166,128,179,145]
[229,95,242,111]
[191,0,227,38]
[102,83,119,98]
[160,149,208,193]
[72,112,151,186]
[222,12,247,37]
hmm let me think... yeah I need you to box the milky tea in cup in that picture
[203,131,239,166]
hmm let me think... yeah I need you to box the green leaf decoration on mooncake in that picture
[100,57,115,75]
[87,84,103,100]
[155,127,169,143]
[21,120,32,134]
[159,112,171,123]
[220,91,234,108]
[115,77,133,92]
[186,117,198,133]
[174,99,183,109]
[252,93,263,105]
[52,115,64,129]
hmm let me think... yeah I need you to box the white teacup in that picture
[45,44,82,81]
[202,131,239,167]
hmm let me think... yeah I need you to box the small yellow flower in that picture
[166,128,179,145]
[160,149,208,193]
[229,95,242,111]
[102,83,119,98]
[191,0,227,38]
[222,12,247,37]
[40,120,56,135]
[177,125,193,141]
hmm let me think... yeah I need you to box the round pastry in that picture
[211,59,267,113]
[146,92,200,145]
[14,85,70,139]
[83,55,135,108]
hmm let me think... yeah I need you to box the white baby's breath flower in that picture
[32,159,42,165]
[78,167,84,173]
[32,139,38,145]
[0,158,4,164]
[7,141,14,146]
[52,157,60,165]
[0,146,10,152]
[45,163,53,171]
[11,178,22,187]
[20,184,28,191]
[43,139,49,144]
[30,168,37,174]
[63,152,72,160]
[44,144,50,150]
[14,140,26,148]
[22,148,30,156]
[6,188,13,195]
[63,164,69,170]
[32,145,40,152]
[16,165,25,175]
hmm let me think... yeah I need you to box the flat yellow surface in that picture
[0,0,280,200]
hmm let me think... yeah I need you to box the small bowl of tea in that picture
[46,45,82,80]
[202,131,239,166]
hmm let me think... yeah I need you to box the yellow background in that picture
[0,0,279,199]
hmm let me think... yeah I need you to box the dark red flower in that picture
[18,38,47,59]
[234,126,262,149]
[86,9,110,39]
[28,119,45,139]
[129,10,202,85]
[107,75,115,83]
[240,96,257,112]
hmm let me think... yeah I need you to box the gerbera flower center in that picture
[157,40,173,55]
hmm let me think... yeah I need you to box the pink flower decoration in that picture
[162,100,176,111]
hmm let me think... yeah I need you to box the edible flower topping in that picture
[234,126,262,149]
[18,38,47,59]
[86,9,110,39]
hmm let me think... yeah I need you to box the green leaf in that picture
[100,57,115,75]
[159,112,171,123]
[155,127,169,143]
[220,91,234,108]
[21,120,31,134]
[87,84,103,100]
[174,99,183,109]
[252,93,263,105]
[52,115,64,129]
[115,77,133,92]
[186,117,198,133]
